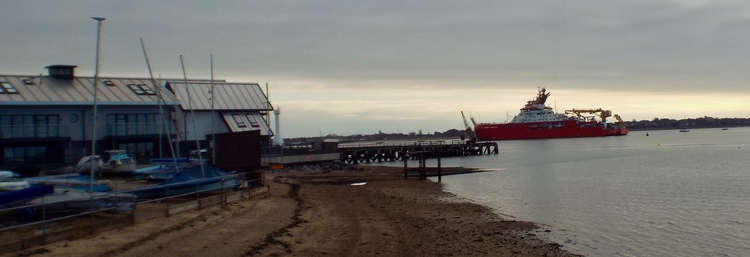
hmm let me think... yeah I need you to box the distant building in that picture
[0,65,273,172]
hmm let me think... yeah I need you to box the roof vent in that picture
[45,65,77,80]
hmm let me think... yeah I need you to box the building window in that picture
[232,115,247,128]
[138,84,156,95]
[127,84,146,95]
[127,84,156,95]
[0,115,60,139]
[0,82,18,94]
[3,146,47,162]
[106,113,159,136]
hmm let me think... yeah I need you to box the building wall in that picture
[0,104,180,169]
[175,110,229,141]
[1,106,270,171]
[213,130,260,172]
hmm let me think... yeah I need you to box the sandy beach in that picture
[7,166,578,257]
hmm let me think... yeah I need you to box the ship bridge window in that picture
[0,82,18,94]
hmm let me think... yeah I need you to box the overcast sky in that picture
[2,0,750,137]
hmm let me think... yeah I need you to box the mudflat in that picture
[8,166,578,257]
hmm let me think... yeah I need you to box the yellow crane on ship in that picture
[564,109,627,128]
[565,108,612,121]
[460,111,477,143]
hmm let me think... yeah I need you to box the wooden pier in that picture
[339,139,499,164]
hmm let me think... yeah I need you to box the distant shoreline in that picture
[627,125,749,131]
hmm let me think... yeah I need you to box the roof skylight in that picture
[0,82,18,94]
[232,115,247,128]
[138,84,156,95]
[127,84,146,95]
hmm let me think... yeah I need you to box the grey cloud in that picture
[2,0,750,92]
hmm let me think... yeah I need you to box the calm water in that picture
[387,128,750,256]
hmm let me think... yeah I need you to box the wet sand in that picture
[7,166,578,257]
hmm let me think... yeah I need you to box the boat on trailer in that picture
[122,164,240,200]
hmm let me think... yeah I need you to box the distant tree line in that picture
[625,116,750,131]
[285,128,468,144]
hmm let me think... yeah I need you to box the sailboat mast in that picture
[140,38,180,172]
[90,17,105,193]
[210,54,216,164]
[179,55,206,177]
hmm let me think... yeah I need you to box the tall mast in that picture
[266,82,270,125]
[179,55,206,177]
[140,38,180,172]
[210,54,216,164]
[90,16,105,193]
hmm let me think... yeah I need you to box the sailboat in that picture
[123,47,240,200]
[34,17,136,213]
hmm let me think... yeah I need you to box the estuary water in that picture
[387,128,750,256]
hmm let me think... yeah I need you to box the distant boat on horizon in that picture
[679,129,690,132]
[721,128,729,130]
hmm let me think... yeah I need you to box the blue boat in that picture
[24,174,113,192]
[0,184,54,208]
[122,164,240,200]
[133,157,194,180]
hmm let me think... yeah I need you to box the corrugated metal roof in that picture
[0,75,179,106]
[222,112,273,136]
[167,81,270,111]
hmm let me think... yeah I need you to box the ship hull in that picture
[475,120,628,141]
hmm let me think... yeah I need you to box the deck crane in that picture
[613,114,627,129]
[460,111,477,143]
[564,108,612,124]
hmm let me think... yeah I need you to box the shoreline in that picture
[6,165,579,257]
[258,166,579,256]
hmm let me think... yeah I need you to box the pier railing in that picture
[339,140,499,164]
[338,138,466,149]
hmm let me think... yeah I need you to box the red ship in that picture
[471,88,629,140]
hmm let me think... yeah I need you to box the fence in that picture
[0,174,267,254]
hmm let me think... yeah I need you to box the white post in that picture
[90,16,105,193]
[274,108,282,146]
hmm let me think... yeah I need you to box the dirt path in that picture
[7,185,296,257]
[8,166,579,257]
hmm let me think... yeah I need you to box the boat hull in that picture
[475,120,628,140]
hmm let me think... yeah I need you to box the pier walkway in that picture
[338,139,498,164]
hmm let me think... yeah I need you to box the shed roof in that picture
[167,81,270,111]
[0,75,179,106]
